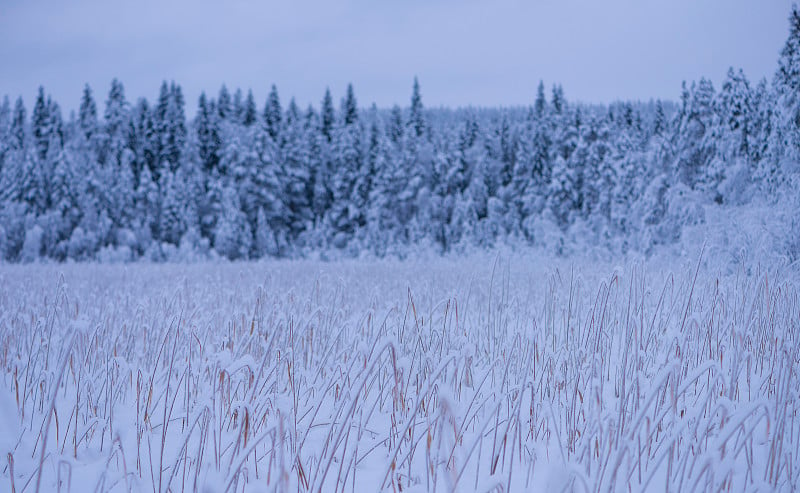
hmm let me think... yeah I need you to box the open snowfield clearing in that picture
[0,253,798,492]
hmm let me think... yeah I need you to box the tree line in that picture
[1,9,800,262]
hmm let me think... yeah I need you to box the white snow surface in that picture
[0,250,798,492]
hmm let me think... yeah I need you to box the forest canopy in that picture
[1,9,800,262]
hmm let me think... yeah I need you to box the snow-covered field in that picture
[0,252,798,492]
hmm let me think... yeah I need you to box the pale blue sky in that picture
[0,0,793,114]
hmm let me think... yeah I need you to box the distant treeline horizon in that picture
[1,8,800,262]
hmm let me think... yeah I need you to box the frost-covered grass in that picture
[0,253,798,492]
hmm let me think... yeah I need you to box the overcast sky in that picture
[0,0,793,115]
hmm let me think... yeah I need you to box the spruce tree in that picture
[243,90,257,127]
[158,170,189,245]
[154,81,187,172]
[129,98,156,186]
[367,104,381,176]
[286,98,300,128]
[705,68,755,201]
[751,78,774,177]
[196,92,221,174]
[327,110,364,246]
[675,78,715,189]
[772,5,800,165]
[232,88,244,123]
[551,84,565,115]
[32,87,50,161]
[717,68,753,157]
[214,184,251,259]
[103,78,129,167]
[388,105,404,144]
[306,105,331,223]
[534,80,547,117]
[10,97,26,151]
[547,155,576,230]
[217,85,232,121]
[154,81,170,171]
[776,6,800,93]
[320,88,335,142]
[0,97,9,175]
[282,99,312,239]
[0,97,9,140]
[342,83,358,126]
[264,84,282,141]
[167,82,187,170]
[653,100,667,136]
[409,77,425,138]
[78,84,98,142]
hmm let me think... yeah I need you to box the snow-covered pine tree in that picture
[264,84,283,141]
[310,102,333,232]
[341,84,358,127]
[39,132,72,258]
[217,85,232,121]
[196,92,221,174]
[10,97,26,152]
[78,84,98,143]
[247,122,289,256]
[364,106,398,253]
[0,98,9,182]
[158,169,192,246]
[129,98,157,188]
[409,77,426,138]
[518,110,552,237]
[534,81,547,118]
[547,153,578,231]
[243,90,258,127]
[154,81,176,174]
[388,105,404,144]
[232,88,244,124]
[326,84,364,248]
[653,100,667,137]
[674,78,715,191]
[166,82,187,172]
[706,68,755,202]
[214,183,251,260]
[102,78,129,168]
[31,87,50,162]
[579,116,613,223]
[402,79,435,243]
[752,79,777,187]
[1,99,30,210]
[320,88,335,143]
[281,98,313,242]
[29,96,63,215]
[345,85,370,238]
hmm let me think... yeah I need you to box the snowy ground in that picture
[0,251,798,492]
